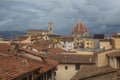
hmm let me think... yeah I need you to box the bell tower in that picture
[48,22,54,34]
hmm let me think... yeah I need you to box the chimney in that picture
[9,42,19,54]
[41,56,47,63]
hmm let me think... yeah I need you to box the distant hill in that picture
[0,31,25,39]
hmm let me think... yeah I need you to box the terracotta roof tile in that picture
[94,49,114,55]
[19,48,41,57]
[54,36,74,41]
[27,44,48,51]
[48,54,95,64]
[112,33,120,38]
[13,35,29,41]
[17,43,30,48]
[0,45,58,80]
[107,51,120,58]
[35,40,53,46]
[99,39,112,42]
[40,58,58,73]
[72,19,88,34]
[19,48,58,73]
[0,55,41,80]
[71,65,116,80]
[0,43,10,50]
[47,48,68,54]
[27,29,48,32]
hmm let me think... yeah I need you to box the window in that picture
[87,42,89,45]
[110,41,112,45]
[75,64,80,70]
[65,66,68,70]
[63,45,65,48]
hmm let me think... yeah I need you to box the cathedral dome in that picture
[72,19,88,35]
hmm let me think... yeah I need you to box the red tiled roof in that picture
[36,40,53,46]
[27,44,48,51]
[0,43,10,51]
[112,33,120,38]
[27,29,48,33]
[13,35,29,41]
[19,48,41,57]
[0,47,58,80]
[72,19,88,34]
[99,39,112,42]
[19,48,58,73]
[47,34,60,38]
[47,48,68,54]
[0,55,41,80]
[107,51,120,58]
[94,49,114,55]
[48,54,95,64]
[54,36,74,41]
[17,43,29,48]
[83,36,93,38]
[71,65,116,80]
[40,58,58,73]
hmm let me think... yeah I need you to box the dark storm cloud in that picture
[0,0,120,35]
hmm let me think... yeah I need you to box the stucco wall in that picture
[112,38,120,49]
[61,41,74,51]
[97,50,120,67]
[84,40,94,49]
[56,64,78,80]
[100,41,112,50]
[97,53,108,67]
[109,57,117,69]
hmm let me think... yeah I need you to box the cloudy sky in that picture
[0,0,120,35]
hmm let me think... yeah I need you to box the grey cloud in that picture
[0,0,120,35]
